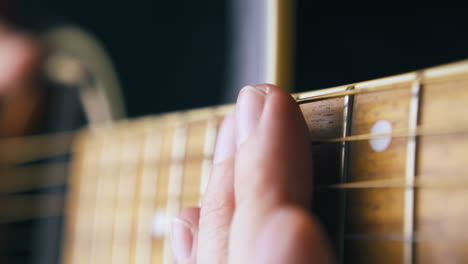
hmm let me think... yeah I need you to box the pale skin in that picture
[0,23,42,136]
[0,23,40,96]
[1,23,334,264]
[171,84,334,263]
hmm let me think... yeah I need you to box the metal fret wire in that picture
[111,133,141,264]
[337,86,354,264]
[2,120,468,172]
[88,137,113,264]
[403,77,421,264]
[96,138,120,263]
[199,117,218,203]
[162,125,188,264]
[0,60,468,263]
[133,125,161,264]
[72,138,101,264]
[2,68,468,166]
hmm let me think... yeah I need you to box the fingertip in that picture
[254,83,298,109]
[172,218,194,263]
[0,32,41,94]
[177,207,201,227]
[171,207,200,263]
[235,85,267,146]
[234,82,313,207]
[213,111,237,164]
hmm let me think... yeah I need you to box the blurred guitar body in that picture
[1,4,123,263]
[1,1,468,264]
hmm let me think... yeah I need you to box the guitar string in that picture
[295,74,468,104]
[343,233,468,243]
[0,146,468,194]
[61,232,468,244]
[23,233,466,250]
[295,82,405,104]
[0,172,468,234]
[1,74,467,166]
[2,71,467,257]
[0,172,468,207]
[2,201,467,244]
[1,171,467,201]
[0,117,467,193]
[318,122,468,144]
[1,119,467,168]
[1,75,467,246]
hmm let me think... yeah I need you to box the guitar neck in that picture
[63,60,468,264]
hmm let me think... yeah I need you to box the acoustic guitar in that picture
[2,59,467,264]
[1,1,468,264]
[60,60,468,264]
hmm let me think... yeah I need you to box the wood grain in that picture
[62,60,468,264]
[416,78,468,263]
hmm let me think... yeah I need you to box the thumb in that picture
[0,29,40,95]
[229,84,316,262]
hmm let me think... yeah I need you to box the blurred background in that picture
[1,1,468,264]
[10,0,468,118]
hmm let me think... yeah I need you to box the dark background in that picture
[16,0,468,118]
[3,1,468,263]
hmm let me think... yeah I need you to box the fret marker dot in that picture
[152,210,167,238]
[369,120,392,152]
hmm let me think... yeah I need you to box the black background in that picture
[16,0,468,117]
[3,1,468,263]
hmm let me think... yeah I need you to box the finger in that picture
[230,85,314,262]
[0,29,41,95]
[235,85,313,206]
[197,112,236,264]
[254,206,334,264]
[172,207,200,264]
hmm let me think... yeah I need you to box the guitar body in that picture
[0,14,124,264]
[62,61,468,264]
[298,65,468,263]
[2,1,468,263]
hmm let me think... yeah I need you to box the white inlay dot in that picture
[152,210,168,238]
[369,120,392,152]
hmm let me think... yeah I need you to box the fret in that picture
[89,134,120,264]
[111,128,142,264]
[338,86,355,264]
[132,123,161,264]
[182,120,208,208]
[91,132,119,264]
[67,135,101,264]
[299,91,347,256]
[345,81,413,263]
[82,138,103,264]
[163,123,188,264]
[60,60,468,264]
[62,137,82,264]
[152,127,176,263]
[403,76,421,264]
[415,75,468,263]
[199,117,218,201]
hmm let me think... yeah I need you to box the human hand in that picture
[171,85,334,263]
[0,23,40,96]
[0,23,42,136]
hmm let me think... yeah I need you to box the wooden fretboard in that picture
[63,60,468,264]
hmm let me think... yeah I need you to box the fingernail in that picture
[171,217,193,261]
[236,85,269,146]
[213,112,236,164]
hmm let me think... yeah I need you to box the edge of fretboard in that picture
[294,59,468,102]
[74,59,468,137]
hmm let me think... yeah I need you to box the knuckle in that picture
[201,195,231,219]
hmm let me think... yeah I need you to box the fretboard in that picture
[63,60,468,264]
